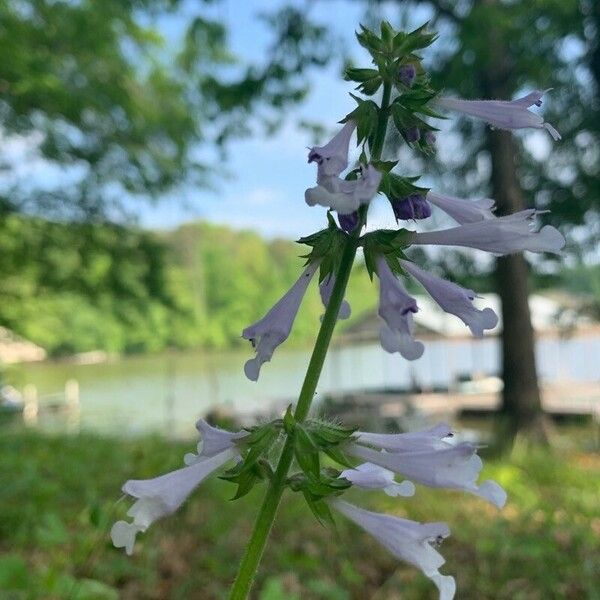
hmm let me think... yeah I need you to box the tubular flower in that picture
[184,418,248,464]
[305,163,382,215]
[435,90,561,140]
[339,462,415,497]
[319,273,351,321]
[376,256,424,360]
[348,425,506,509]
[242,261,319,381]
[354,423,454,452]
[111,422,243,555]
[308,120,356,178]
[400,260,498,337]
[412,209,565,255]
[331,499,456,600]
[426,190,495,224]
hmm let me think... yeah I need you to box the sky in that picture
[140,0,435,239]
[0,0,558,241]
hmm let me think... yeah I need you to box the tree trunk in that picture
[486,128,547,442]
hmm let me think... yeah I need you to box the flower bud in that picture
[398,63,417,87]
[392,193,432,220]
[404,126,421,143]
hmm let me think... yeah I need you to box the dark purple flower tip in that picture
[398,64,417,87]
[338,211,360,232]
[401,302,418,316]
[404,127,421,143]
[392,194,432,221]
[307,149,323,164]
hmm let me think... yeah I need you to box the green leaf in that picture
[362,229,415,278]
[283,404,295,435]
[379,172,429,202]
[323,446,355,469]
[344,95,379,145]
[305,419,357,447]
[358,77,383,96]
[344,67,379,83]
[302,491,336,527]
[355,25,385,57]
[294,426,320,479]
[297,224,347,282]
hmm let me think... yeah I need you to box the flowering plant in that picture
[112,22,563,599]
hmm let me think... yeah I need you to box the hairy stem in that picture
[228,81,392,600]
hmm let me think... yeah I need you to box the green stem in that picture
[370,80,391,159]
[228,80,392,600]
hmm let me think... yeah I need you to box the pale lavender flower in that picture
[436,90,561,140]
[348,436,507,508]
[111,446,238,555]
[392,193,432,221]
[184,418,248,465]
[242,261,319,381]
[376,256,424,360]
[427,190,496,224]
[305,163,382,214]
[355,423,454,453]
[319,273,351,321]
[412,209,565,255]
[400,260,498,337]
[331,499,456,600]
[340,462,415,497]
[308,120,356,178]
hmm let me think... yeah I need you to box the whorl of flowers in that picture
[113,21,565,599]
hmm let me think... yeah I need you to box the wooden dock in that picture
[319,381,600,427]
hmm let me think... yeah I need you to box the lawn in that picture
[0,425,599,599]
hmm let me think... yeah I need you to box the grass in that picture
[0,425,599,599]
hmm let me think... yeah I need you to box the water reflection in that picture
[11,334,600,437]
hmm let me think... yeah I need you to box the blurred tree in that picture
[0,1,332,218]
[0,1,336,351]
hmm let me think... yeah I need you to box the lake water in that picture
[12,334,600,437]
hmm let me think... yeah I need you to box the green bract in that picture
[362,229,415,279]
[297,213,348,282]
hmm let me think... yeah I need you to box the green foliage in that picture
[0,214,378,357]
[221,423,281,500]
[297,214,348,282]
[362,228,414,279]
[0,427,597,599]
[378,171,429,202]
[0,1,334,217]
